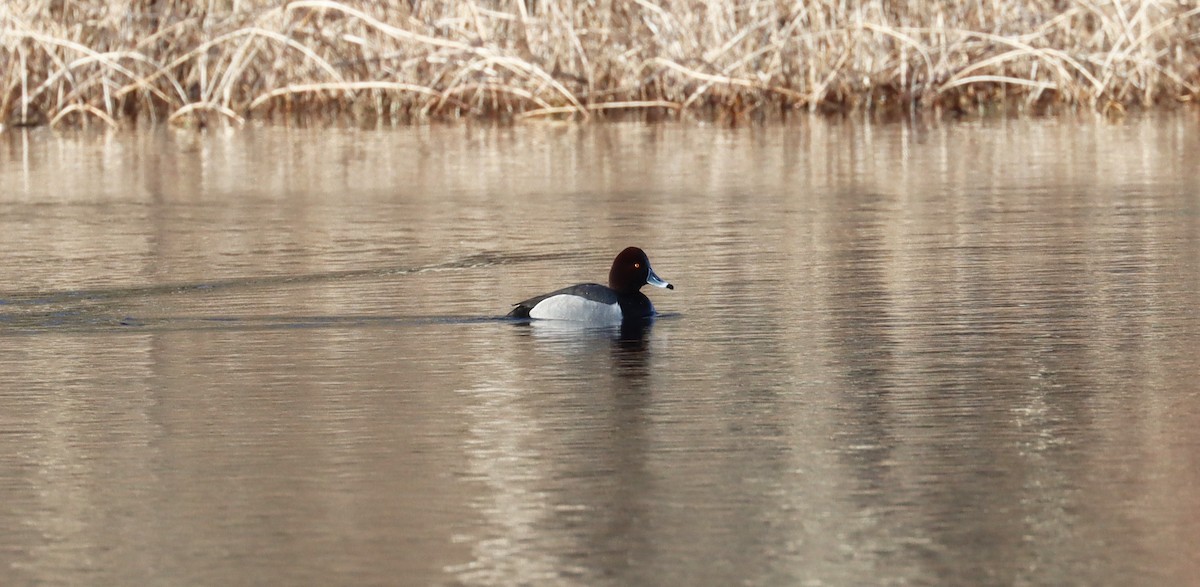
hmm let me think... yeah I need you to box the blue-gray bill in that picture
[647,268,673,290]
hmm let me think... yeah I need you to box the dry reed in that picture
[2,0,1197,128]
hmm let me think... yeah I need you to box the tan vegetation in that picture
[2,0,1198,128]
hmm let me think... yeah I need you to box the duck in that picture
[508,247,673,323]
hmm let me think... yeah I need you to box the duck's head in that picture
[608,247,674,294]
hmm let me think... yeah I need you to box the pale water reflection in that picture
[1,115,1198,586]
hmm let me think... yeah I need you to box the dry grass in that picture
[2,0,1198,127]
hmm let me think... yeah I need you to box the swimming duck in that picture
[508,247,673,323]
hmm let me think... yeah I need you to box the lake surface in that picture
[1,114,1198,586]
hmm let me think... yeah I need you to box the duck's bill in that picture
[647,268,674,290]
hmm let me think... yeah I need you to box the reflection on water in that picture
[1,115,1199,585]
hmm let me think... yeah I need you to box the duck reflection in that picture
[452,319,659,583]
[511,317,654,380]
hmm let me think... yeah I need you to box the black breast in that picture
[616,292,655,319]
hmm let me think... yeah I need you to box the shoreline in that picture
[3,1,1198,129]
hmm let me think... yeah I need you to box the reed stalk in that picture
[2,0,1197,127]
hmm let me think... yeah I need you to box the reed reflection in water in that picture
[0,115,1198,586]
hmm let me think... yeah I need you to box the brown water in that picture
[1,116,1198,586]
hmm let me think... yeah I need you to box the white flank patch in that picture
[528,294,623,323]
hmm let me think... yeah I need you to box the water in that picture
[1,116,1198,586]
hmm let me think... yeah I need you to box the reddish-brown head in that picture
[608,247,673,294]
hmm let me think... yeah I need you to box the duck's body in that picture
[508,248,673,324]
[508,283,655,321]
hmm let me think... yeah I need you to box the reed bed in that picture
[2,0,1198,127]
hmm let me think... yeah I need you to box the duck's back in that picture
[508,283,624,322]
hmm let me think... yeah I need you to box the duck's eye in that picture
[634,263,641,269]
